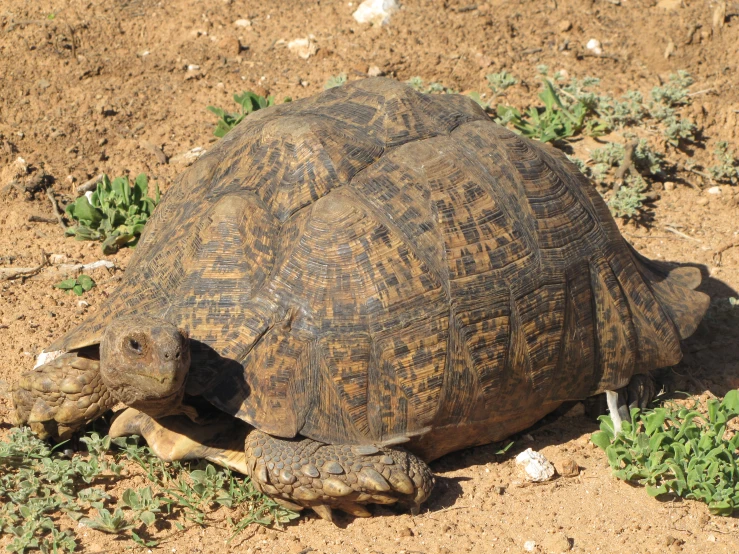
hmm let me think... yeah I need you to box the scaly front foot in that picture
[244,430,435,522]
[12,352,114,439]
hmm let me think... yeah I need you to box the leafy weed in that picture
[65,173,160,255]
[592,390,739,515]
[54,274,96,296]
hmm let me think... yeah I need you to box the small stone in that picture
[515,448,556,482]
[664,181,675,191]
[523,540,537,552]
[187,64,200,71]
[558,20,572,32]
[707,186,722,194]
[696,197,709,206]
[542,533,572,553]
[234,19,251,27]
[398,526,414,537]
[586,38,602,55]
[559,458,579,477]
[707,534,717,543]
[367,65,383,77]
[287,38,317,59]
[217,36,241,56]
[352,0,399,26]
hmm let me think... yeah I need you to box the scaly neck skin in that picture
[99,315,192,418]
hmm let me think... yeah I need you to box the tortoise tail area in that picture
[626,244,709,340]
[583,241,709,397]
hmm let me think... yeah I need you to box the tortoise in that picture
[12,78,709,521]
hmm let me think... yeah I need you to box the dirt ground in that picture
[1,0,739,552]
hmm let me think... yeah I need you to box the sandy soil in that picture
[1,0,739,552]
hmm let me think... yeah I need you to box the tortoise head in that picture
[100,315,191,417]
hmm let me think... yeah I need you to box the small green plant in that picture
[496,80,592,143]
[709,141,739,185]
[650,70,693,108]
[486,71,517,96]
[0,428,298,553]
[662,117,697,148]
[592,390,739,515]
[607,175,648,220]
[207,91,280,137]
[324,73,347,89]
[406,76,457,94]
[54,274,96,296]
[65,174,160,255]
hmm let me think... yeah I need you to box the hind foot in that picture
[584,374,657,433]
[244,430,435,522]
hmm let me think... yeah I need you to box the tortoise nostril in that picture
[175,351,181,359]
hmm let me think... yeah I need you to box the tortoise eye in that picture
[127,338,143,355]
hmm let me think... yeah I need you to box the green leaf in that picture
[77,274,96,292]
[646,484,668,497]
[139,511,156,526]
[591,431,613,451]
[54,278,77,290]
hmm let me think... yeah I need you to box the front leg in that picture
[12,352,115,439]
[244,431,435,522]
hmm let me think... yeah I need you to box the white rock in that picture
[367,65,383,77]
[34,349,66,369]
[523,540,537,552]
[77,300,89,308]
[287,38,317,59]
[515,448,556,482]
[49,254,69,265]
[707,186,722,194]
[187,64,200,71]
[171,147,206,167]
[352,0,399,26]
[234,18,251,27]
[586,38,603,55]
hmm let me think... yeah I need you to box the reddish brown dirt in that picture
[1,0,739,553]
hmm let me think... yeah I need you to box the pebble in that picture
[353,0,399,26]
[516,448,556,482]
[707,186,722,194]
[217,36,241,56]
[558,20,572,32]
[586,38,603,55]
[542,533,572,553]
[367,65,383,77]
[664,181,675,191]
[398,526,414,537]
[287,37,317,59]
[559,458,580,477]
[234,19,251,27]
[523,540,537,552]
[696,197,709,206]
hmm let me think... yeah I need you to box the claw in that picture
[387,471,415,495]
[312,504,333,522]
[339,502,371,518]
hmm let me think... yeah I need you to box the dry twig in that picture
[45,187,67,230]
[663,225,701,242]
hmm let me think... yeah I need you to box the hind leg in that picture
[12,352,115,439]
[584,374,657,433]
